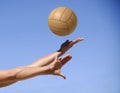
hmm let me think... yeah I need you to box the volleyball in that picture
[48,7,77,36]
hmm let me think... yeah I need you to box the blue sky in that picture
[0,0,120,93]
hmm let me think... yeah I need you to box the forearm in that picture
[16,66,51,80]
[0,66,51,87]
[0,80,17,88]
[29,51,62,67]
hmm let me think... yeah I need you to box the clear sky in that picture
[0,0,120,93]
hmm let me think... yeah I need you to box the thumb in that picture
[58,73,66,79]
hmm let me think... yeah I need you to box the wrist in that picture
[43,65,54,74]
[55,51,63,56]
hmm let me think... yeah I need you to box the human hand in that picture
[57,38,84,55]
[50,54,72,79]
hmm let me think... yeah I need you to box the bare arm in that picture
[28,38,84,67]
[15,55,72,80]
[0,55,71,87]
[0,67,50,87]
[0,66,50,87]
[15,66,51,80]
[0,38,84,87]
[0,80,17,88]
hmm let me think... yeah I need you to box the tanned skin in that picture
[0,38,84,88]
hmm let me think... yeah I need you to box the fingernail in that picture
[59,58,62,60]
[79,38,84,41]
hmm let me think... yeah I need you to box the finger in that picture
[58,73,66,79]
[60,55,72,65]
[58,58,62,61]
[70,38,84,45]
[62,40,71,46]
[54,60,62,69]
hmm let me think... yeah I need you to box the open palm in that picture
[50,55,72,79]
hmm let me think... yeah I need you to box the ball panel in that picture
[48,20,69,36]
[48,20,68,30]
[50,27,69,36]
[67,20,75,34]
[48,8,58,20]
[70,13,77,26]
[67,13,77,34]
[60,8,73,22]
[53,7,66,21]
